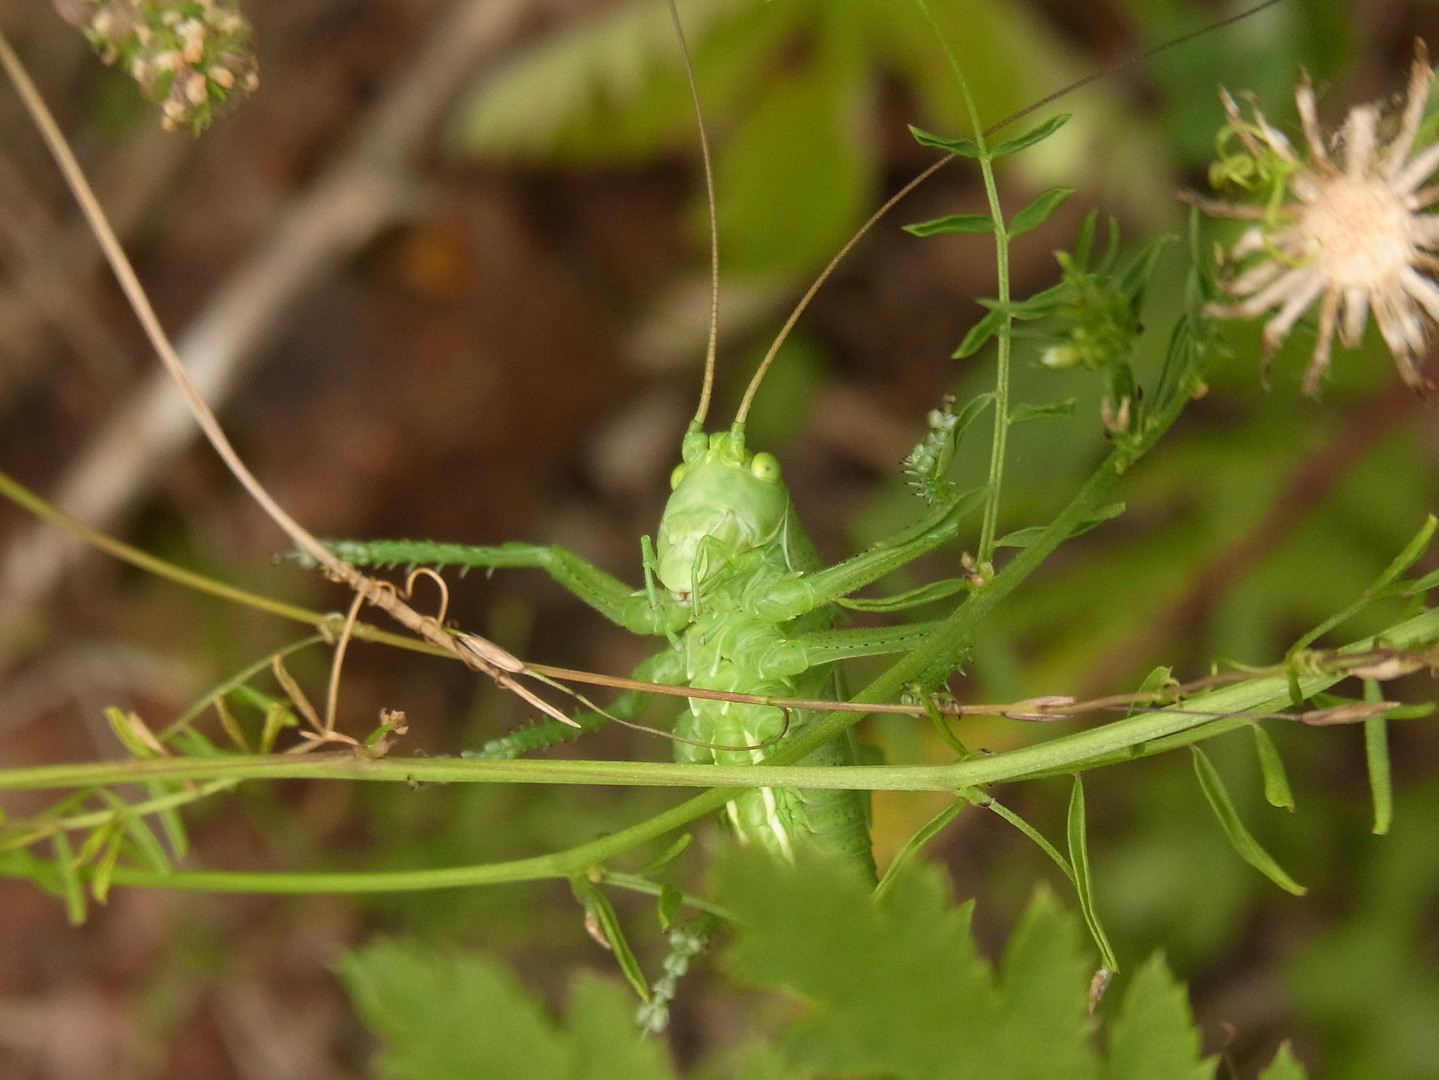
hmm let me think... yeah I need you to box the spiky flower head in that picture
[55,0,258,132]
[1198,41,1439,396]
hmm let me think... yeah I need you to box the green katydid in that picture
[319,1,995,876]
[322,0,1285,875]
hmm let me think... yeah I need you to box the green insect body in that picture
[658,425,872,871]
[327,419,967,875]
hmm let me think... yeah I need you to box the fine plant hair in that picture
[0,0,1436,1073]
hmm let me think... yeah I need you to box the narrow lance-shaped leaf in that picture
[99,789,172,874]
[908,123,979,158]
[1008,186,1074,238]
[1250,724,1294,810]
[1289,514,1437,654]
[1191,747,1306,895]
[904,212,994,237]
[1067,777,1118,971]
[1009,398,1078,424]
[988,113,1071,158]
[91,823,125,904]
[572,875,650,1002]
[969,789,1075,885]
[996,502,1125,549]
[954,306,1008,358]
[52,831,86,926]
[1363,679,1393,835]
[874,798,967,902]
[657,884,684,932]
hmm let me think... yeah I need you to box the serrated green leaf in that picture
[907,123,979,158]
[1251,725,1295,810]
[718,848,1099,1079]
[988,113,1071,158]
[1106,953,1216,1080]
[338,941,569,1080]
[955,307,1008,358]
[903,212,995,237]
[1257,1041,1309,1080]
[1067,777,1118,972]
[1008,187,1074,238]
[1009,398,1078,424]
[996,503,1124,549]
[1191,747,1306,895]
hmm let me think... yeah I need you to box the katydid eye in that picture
[669,464,687,490]
[750,452,780,483]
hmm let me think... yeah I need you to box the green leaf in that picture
[1008,187,1074,238]
[838,577,967,612]
[904,212,995,237]
[1009,398,1078,424]
[988,113,1071,158]
[337,940,678,1080]
[971,791,1074,885]
[639,833,691,877]
[657,884,683,932]
[719,848,1099,1079]
[52,832,86,926]
[1191,747,1306,895]
[1363,679,1393,835]
[907,123,980,158]
[1251,725,1295,811]
[1257,1042,1309,1080]
[1106,953,1216,1080]
[996,503,1125,549]
[874,798,967,902]
[955,307,1008,358]
[573,877,650,1002]
[1067,777,1118,972]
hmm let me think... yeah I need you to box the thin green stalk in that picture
[5,608,1433,799]
[912,0,1012,562]
[4,606,1432,895]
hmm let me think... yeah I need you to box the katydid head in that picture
[655,424,787,595]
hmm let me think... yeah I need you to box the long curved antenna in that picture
[732,0,1285,426]
[668,0,721,428]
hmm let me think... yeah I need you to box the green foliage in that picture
[717,850,1203,1080]
[338,940,678,1080]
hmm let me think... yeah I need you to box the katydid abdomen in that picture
[670,569,874,877]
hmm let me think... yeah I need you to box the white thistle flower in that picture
[1200,42,1439,396]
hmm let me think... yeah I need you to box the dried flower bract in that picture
[1196,42,1439,395]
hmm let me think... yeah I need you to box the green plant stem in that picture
[5,606,1434,898]
[911,0,1010,562]
[8,610,1431,799]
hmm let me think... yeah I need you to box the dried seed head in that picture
[1196,41,1439,396]
[69,0,258,132]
